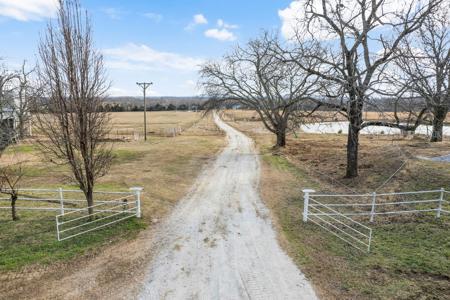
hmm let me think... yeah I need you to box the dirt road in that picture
[138,114,317,299]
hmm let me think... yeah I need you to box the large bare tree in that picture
[285,0,441,177]
[200,33,322,147]
[36,0,112,213]
[394,8,450,142]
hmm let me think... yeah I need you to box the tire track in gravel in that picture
[138,113,318,300]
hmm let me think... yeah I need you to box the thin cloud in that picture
[143,12,163,23]
[103,43,204,72]
[101,7,127,20]
[217,19,238,29]
[0,0,59,21]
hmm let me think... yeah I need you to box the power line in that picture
[136,82,153,141]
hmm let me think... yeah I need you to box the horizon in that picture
[0,0,296,97]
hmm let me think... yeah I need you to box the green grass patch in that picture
[0,210,146,271]
[4,144,37,154]
[113,149,145,163]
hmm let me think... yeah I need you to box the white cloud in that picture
[186,79,195,85]
[109,87,132,97]
[217,19,238,29]
[185,13,208,30]
[0,0,58,21]
[143,12,163,23]
[204,28,236,41]
[103,43,204,72]
[279,0,424,41]
[278,1,305,41]
[194,14,207,24]
[204,18,238,42]
[183,79,196,88]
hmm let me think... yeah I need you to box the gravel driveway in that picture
[138,114,317,300]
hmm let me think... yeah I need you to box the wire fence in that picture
[302,188,449,252]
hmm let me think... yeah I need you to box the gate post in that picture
[58,187,64,215]
[437,188,444,219]
[130,187,143,218]
[302,189,315,222]
[370,192,377,223]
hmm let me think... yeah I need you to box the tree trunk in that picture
[11,194,18,221]
[86,185,94,218]
[275,128,286,147]
[345,123,360,178]
[17,117,26,139]
[430,107,448,142]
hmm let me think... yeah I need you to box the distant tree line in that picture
[100,102,203,112]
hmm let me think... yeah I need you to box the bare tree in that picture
[394,8,450,142]
[15,61,37,139]
[286,0,441,177]
[0,161,24,221]
[36,0,112,214]
[200,33,322,147]
[0,61,18,151]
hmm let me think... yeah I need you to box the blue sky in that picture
[0,0,295,96]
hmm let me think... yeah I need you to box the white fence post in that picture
[437,188,444,219]
[59,187,64,215]
[302,189,315,222]
[370,192,376,223]
[130,187,143,218]
[55,216,61,241]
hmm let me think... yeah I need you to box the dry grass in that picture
[230,113,450,299]
[0,112,225,273]
[109,111,202,138]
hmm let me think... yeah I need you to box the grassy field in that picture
[0,111,225,274]
[224,111,450,300]
[109,111,202,138]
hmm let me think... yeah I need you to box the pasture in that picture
[0,112,224,290]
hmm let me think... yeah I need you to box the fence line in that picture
[302,188,449,252]
[0,186,143,241]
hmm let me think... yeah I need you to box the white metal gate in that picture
[302,188,449,252]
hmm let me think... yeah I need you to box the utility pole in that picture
[136,82,153,141]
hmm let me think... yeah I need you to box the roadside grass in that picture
[0,112,225,274]
[0,210,146,272]
[225,112,450,299]
[262,154,450,299]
